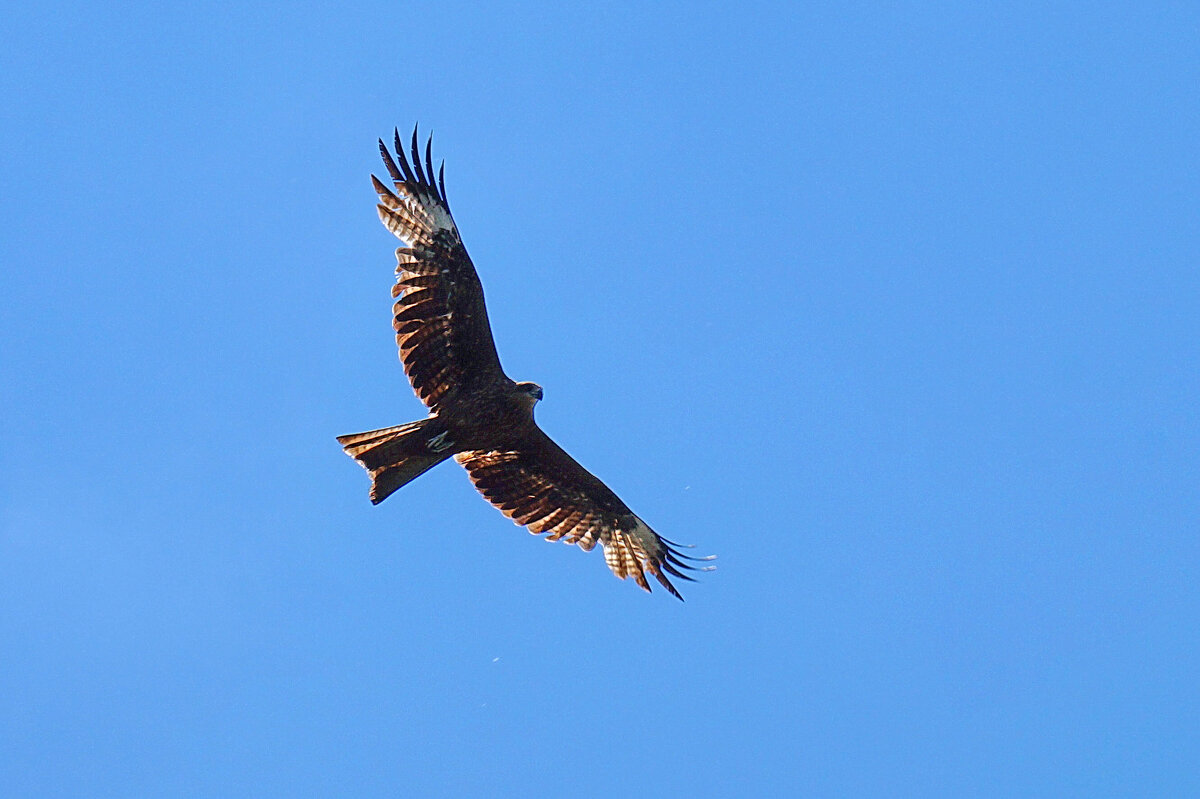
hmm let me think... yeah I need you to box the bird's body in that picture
[338,127,710,598]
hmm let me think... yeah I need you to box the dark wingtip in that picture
[662,537,717,564]
[657,572,685,601]
[379,124,451,210]
[389,127,417,183]
[438,159,449,209]
[410,125,427,184]
[424,133,435,193]
[378,139,404,182]
[662,561,698,582]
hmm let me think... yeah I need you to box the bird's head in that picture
[515,381,544,410]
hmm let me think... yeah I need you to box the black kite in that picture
[337,127,712,598]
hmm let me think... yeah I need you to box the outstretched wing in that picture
[373,127,506,411]
[456,426,712,599]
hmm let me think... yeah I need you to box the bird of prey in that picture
[337,127,711,598]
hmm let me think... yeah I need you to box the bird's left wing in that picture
[456,426,711,599]
[373,127,508,412]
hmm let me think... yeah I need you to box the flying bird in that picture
[337,127,712,599]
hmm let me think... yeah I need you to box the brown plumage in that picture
[337,126,712,599]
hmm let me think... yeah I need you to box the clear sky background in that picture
[2,2,1197,796]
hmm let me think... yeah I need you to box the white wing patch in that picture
[375,184,459,248]
[373,127,460,248]
[415,192,455,235]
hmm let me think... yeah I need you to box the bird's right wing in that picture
[373,127,507,411]
[456,425,712,599]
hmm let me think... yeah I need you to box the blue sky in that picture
[2,2,1197,796]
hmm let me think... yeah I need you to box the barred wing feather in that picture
[456,426,711,599]
[373,127,507,411]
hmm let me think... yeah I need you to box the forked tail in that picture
[336,418,454,504]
